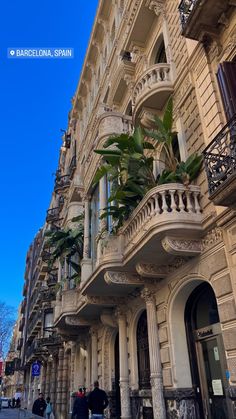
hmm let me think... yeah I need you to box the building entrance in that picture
[185,283,231,418]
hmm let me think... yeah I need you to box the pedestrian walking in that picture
[46,396,53,418]
[32,392,47,417]
[72,387,89,419]
[88,381,108,419]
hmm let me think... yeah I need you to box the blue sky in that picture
[0,0,98,312]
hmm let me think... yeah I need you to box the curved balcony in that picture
[133,63,173,122]
[121,183,202,263]
[84,184,203,295]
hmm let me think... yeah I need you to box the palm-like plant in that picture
[144,98,203,185]
[44,214,84,284]
[93,127,156,229]
[93,98,202,230]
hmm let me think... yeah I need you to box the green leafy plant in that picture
[44,213,84,285]
[144,97,203,185]
[93,127,156,230]
[93,97,202,230]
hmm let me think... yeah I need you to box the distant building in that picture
[17,1,236,418]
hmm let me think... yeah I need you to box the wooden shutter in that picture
[217,62,236,121]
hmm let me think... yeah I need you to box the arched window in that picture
[154,39,167,64]
[137,311,151,389]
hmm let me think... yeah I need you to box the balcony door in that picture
[185,283,232,418]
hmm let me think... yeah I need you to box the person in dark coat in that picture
[88,381,108,418]
[72,388,89,419]
[32,393,47,417]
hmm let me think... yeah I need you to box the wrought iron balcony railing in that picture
[178,0,196,27]
[203,115,236,206]
[69,155,76,179]
[47,272,58,287]
[39,287,56,302]
[46,207,60,223]
[178,0,235,41]
[54,174,70,192]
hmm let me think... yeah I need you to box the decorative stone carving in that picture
[104,271,143,285]
[145,0,165,17]
[162,236,202,256]
[136,257,187,278]
[202,227,222,251]
[65,315,90,326]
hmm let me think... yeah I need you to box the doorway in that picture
[185,283,231,418]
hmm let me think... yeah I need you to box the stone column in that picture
[83,198,90,259]
[50,356,57,409]
[85,340,91,390]
[142,287,166,419]
[90,326,98,384]
[56,347,64,417]
[78,345,85,388]
[61,350,69,419]
[70,342,76,394]
[99,177,107,231]
[117,309,131,419]
[45,360,52,397]
[40,362,47,395]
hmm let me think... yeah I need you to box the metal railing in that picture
[54,174,70,191]
[46,206,60,222]
[178,0,197,27]
[203,115,236,195]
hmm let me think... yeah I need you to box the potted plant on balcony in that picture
[44,214,84,286]
[93,98,202,231]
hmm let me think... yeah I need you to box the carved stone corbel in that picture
[162,236,202,256]
[104,270,143,285]
[136,257,187,278]
[65,315,90,327]
[145,0,165,17]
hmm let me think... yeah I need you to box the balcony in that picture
[25,339,44,362]
[203,115,236,207]
[39,287,56,303]
[17,338,23,351]
[20,298,27,314]
[132,63,173,122]
[68,155,76,179]
[93,183,203,281]
[47,272,58,287]
[41,249,52,263]
[19,317,25,332]
[54,289,80,326]
[37,335,62,348]
[54,174,70,193]
[46,207,60,223]
[178,0,236,41]
[27,310,42,336]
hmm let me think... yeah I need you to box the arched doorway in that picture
[185,283,231,418]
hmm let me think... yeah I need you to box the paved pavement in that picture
[0,408,20,419]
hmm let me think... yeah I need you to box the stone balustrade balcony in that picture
[121,183,202,264]
[93,183,203,282]
[203,114,236,207]
[133,63,173,122]
[178,0,236,41]
[54,289,81,326]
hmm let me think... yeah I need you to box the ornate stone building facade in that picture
[18,1,236,418]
